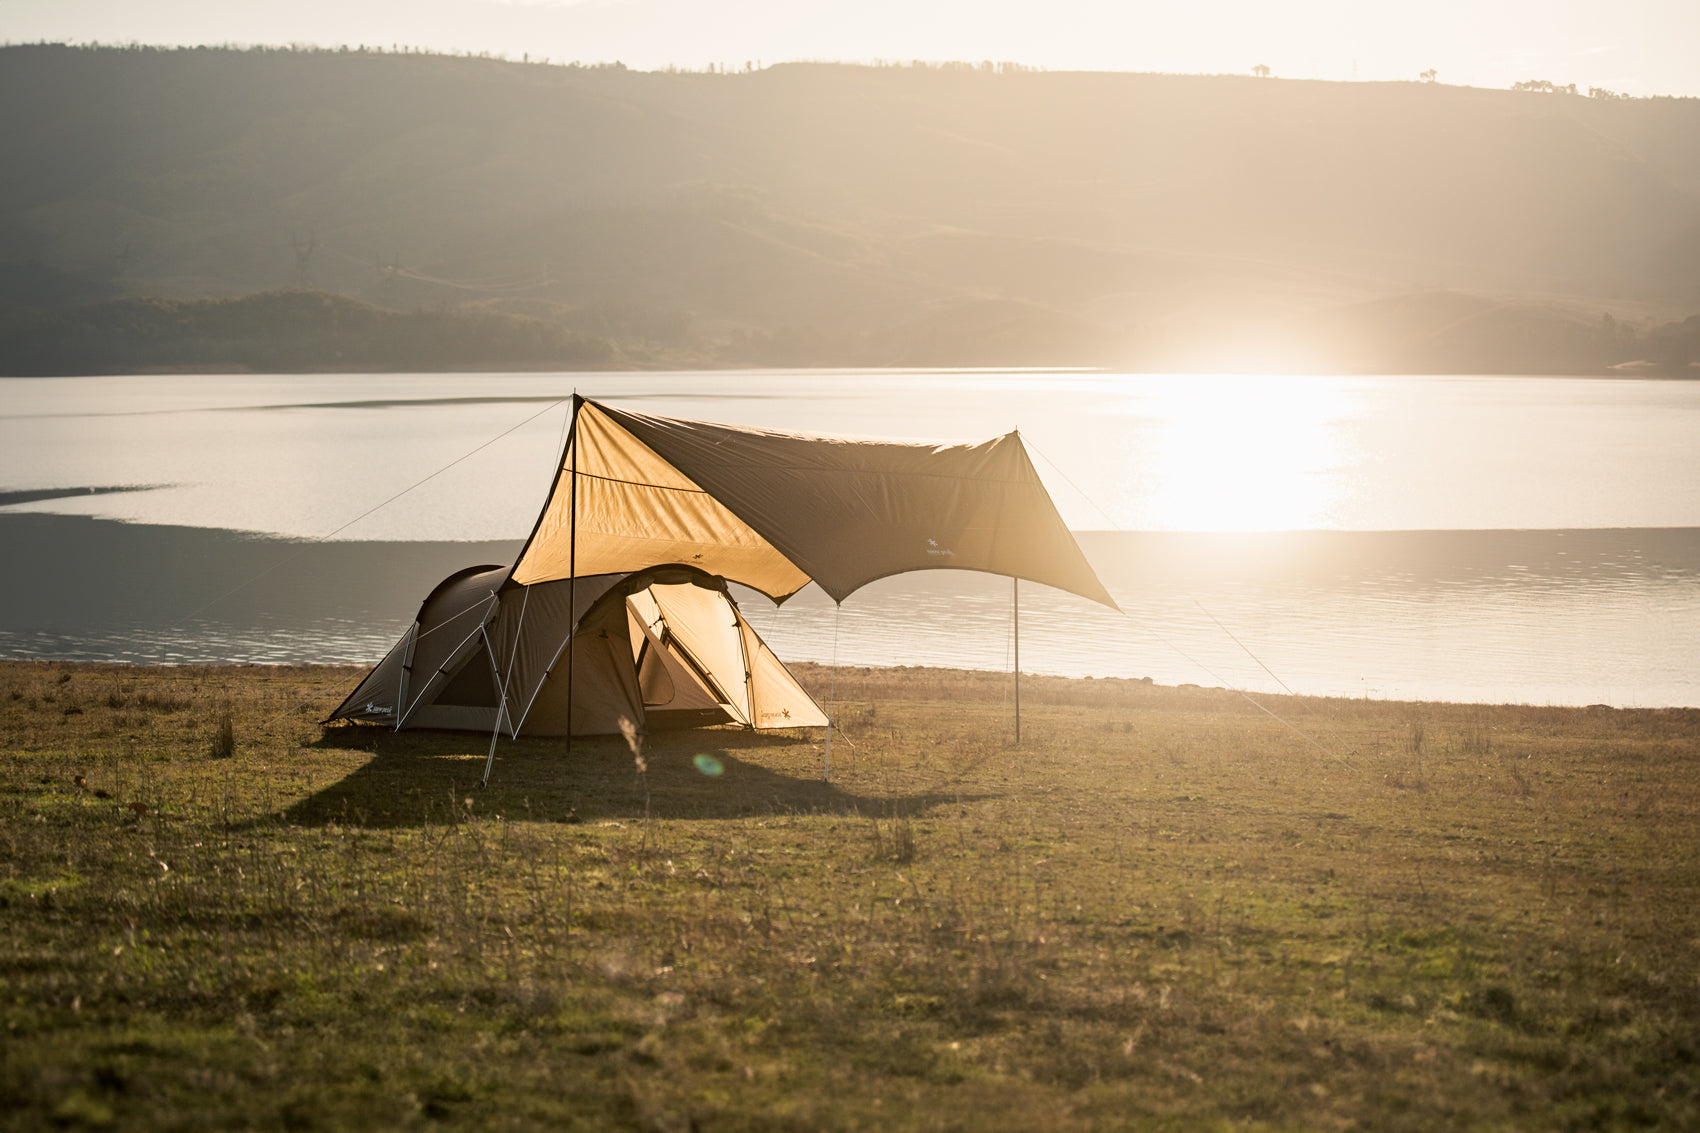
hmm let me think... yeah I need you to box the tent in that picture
[329,562,827,737]
[328,397,1114,755]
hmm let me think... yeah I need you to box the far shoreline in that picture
[4,363,1698,380]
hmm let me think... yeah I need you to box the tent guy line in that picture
[1024,437,1354,770]
[165,392,576,639]
[1190,596,1358,761]
[1194,598,1300,700]
[250,397,575,725]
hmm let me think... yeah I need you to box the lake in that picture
[2,371,1697,707]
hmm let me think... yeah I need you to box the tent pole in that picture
[394,622,417,732]
[824,601,840,782]
[482,395,577,787]
[566,396,580,753]
[1013,576,1021,746]
[511,628,574,737]
[480,626,513,786]
[480,580,536,786]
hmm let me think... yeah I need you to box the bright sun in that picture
[1127,375,1358,532]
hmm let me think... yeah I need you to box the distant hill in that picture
[0,291,617,375]
[2,44,1699,374]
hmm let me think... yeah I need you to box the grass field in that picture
[2,659,1698,1131]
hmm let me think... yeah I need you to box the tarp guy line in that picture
[185,393,574,631]
[212,393,576,728]
[1000,581,1012,741]
[1022,438,1353,771]
[1191,597,1358,759]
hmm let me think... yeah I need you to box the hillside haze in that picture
[4,45,1700,372]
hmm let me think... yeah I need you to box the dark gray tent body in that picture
[329,563,827,737]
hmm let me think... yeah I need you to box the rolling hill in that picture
[3,44,1698,372]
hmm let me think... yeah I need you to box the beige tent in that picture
[329,562,827,737]
[328,397,1113,751]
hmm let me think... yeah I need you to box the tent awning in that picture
[510,398,1116,610]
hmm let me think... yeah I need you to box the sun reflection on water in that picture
[1118,375,1359,531]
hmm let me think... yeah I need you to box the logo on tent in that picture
[926,538,953,558]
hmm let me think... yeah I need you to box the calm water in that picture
[2,371,1697,706]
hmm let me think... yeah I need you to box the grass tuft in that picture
[209,704,235,759]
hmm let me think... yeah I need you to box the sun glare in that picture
[1128,376,1356,532]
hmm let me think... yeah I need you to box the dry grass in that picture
[2,659,1698,1131]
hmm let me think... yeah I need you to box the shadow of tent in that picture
[283,725,994,828]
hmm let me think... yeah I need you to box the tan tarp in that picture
[511,404,810,599]
[512,400,1115,609]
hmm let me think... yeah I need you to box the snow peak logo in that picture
[926,538,954,558]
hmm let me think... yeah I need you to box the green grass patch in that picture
[1,660,1698,1129]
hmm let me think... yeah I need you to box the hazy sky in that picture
[3,0,1698,97]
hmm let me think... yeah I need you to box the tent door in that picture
[642,583,755,724]
[626,590,741,725]
[435,640,501,707]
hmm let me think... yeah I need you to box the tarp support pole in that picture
[1013,577,1021,746]
[566,395,580,752]
[824,602,840,781]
